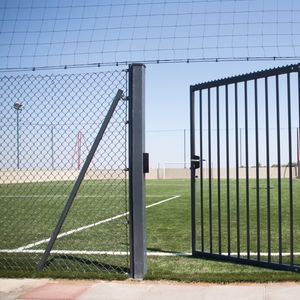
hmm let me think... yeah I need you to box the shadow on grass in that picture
[46,254,130,274]
[147,247,191,256]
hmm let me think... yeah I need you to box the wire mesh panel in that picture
[190,63,300,272]
[0,69,129,276]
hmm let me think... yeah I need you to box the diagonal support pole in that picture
[37,89,124,271]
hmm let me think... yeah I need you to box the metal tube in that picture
[208,88,212,253]
[255,78,260,261]
[298,127,300,179]
[298,72,300,179]
[225,84,231,256]
[265,77,271,263]
[244,81,250,259]
[287,72,294,265]
[235,83,240,257]
[190,88,196,255]
[199,90,204,252]
[216,86,221,254]
[276,74,282,264]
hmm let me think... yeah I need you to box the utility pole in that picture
[13,102,23,169]
[184,129,187,169]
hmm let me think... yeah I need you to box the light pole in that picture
[13,102,23,169]
[184,129,187,169]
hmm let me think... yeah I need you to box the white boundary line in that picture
[0,249,188,256]
[145,195,181,209]
[0,249,299,257]
[0,194,174,198]
[14,195,181,251]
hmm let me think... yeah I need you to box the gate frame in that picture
[190,63,300,273]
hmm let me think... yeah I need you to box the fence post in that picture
[129,64,147,278]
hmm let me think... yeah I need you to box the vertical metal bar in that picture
[265,77,271,263]
[199,90,204,252]
[239,128,242,167]
[37,89,124,272]
[129,64,147,278]
[298,72,300,179]
[287,72,294,265]
[208,88,213,253]
[235,83,240,257]
[190,87,196,255]
[298,127,300,179]
[225,84,231,256]
[255,78,261,261]
[216,86,221,254]
[276,74,282,264]
[244,81,250,259]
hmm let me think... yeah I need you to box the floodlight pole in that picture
[184,129,187,169]
[13,102,23,169]
[297,126,300,179]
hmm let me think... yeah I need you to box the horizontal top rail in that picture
[191,63,300,91]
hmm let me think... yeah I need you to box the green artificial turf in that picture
[0,178,300,282]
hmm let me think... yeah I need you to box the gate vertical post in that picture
[190,87,196,255]
[129,64,147,279]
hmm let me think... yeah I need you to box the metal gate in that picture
[190,63,300,272]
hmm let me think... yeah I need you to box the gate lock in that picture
[143,153,149,173]
[191,155,200,169]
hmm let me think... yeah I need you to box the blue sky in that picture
[145,59,299,167]
[0,0,299,168]
[1,0,299,70]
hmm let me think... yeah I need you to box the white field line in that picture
[144,195,181,209]
[14,195,181,251]
[0,194,173,198]
[0,249,187,256]
[0,249,299,257]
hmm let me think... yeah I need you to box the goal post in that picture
[163,162,190,179]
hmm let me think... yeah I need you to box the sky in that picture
[145,59,299,168]
[1,0,300,70]
[0,0,299,169]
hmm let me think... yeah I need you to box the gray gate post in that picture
[129,64,147,279]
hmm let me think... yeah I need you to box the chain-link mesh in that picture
[0,69,129,276]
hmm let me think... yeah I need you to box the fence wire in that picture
[1,0,300,72]
[0,69,129,276]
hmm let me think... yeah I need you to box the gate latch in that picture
[191,155,200,169]
[143,153,149,173]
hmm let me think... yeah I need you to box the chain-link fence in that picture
[0,70,129,276]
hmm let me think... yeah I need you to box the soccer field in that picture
[0,178,300,279]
